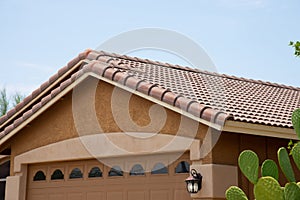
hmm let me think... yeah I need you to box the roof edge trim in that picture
[0,49,92,129]
[0,73,91,146]
[224,120,298,140]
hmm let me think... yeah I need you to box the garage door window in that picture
[69,168,83,179]
[108,166,123,177]
[151,163,168,174]
[51,169,64,180]
[88,167,102,178]
[129,164,145,176]
[33,170,46,181]
[175,161,190,173]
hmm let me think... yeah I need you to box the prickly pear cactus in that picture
[238,150,259,184]
[284,182,300,200]
[254,177,284,200]
[226,108,300,200]
[261,159,279,180]
[278,147,296,182]
[292,143,300,170]
[292,108,300,139]
[225,186,248,200]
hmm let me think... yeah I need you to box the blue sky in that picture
[0,0,299,97]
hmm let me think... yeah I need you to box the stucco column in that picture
[5,176,20,200]
[5,165,27,200]
[189,162,238,199]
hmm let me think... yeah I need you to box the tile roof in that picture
[0,49,299,140]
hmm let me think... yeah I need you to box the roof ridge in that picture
[90,50,300,92]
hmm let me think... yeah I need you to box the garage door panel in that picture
[127,191,146,200]
[107,191,123,200]
[49,193,65,200]
[29,194,48,200]
[174,189,190,200]
[87,192,104,200]
[150,189,170,200]
[67,193,84,200]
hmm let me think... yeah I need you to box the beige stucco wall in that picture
[6,77,209,175]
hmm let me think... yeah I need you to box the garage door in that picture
[27,155,191,200]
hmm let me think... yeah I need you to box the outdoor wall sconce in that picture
[185,169,202,193]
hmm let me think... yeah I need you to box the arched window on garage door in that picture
[129,164,145,176]
[108,166,123,177]
[175,161,190,173]
[51,169,64,180]
[88,167,103,178]
[151,163,168,174]
[69,168,83,179]
[33,170,46,181]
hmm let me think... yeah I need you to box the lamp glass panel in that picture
[193,182,198,193]
[188,182,193,193]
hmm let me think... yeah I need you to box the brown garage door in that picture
[27,155,191,200]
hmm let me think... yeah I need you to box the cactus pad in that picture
[284,182,300,200]
[254,177,284,200]
[238,150,259,184]
[225,186,248,200]
[292,108,300,139]
[292,142,300,171]
[278,147,296,182]
[261,159,279,180]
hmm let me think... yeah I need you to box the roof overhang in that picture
[224,120,298,140]
[0,155,10,164]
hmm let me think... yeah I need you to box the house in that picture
[0,49,299,200]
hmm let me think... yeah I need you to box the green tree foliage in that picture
[12,93,25,107]
[0,88,25,117]
[0,88,9,116]
[289,41,300,57]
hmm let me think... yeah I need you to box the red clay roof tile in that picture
[136,82,154,96]
[0,115,8,125]
[149,87,169,101]
[13,117,23,128]
[124,76,142,90]
[22,110,33,121]
[0,49,299,140]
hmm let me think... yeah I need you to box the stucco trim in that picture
[224,120,298,140]
[14,133,200,173]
